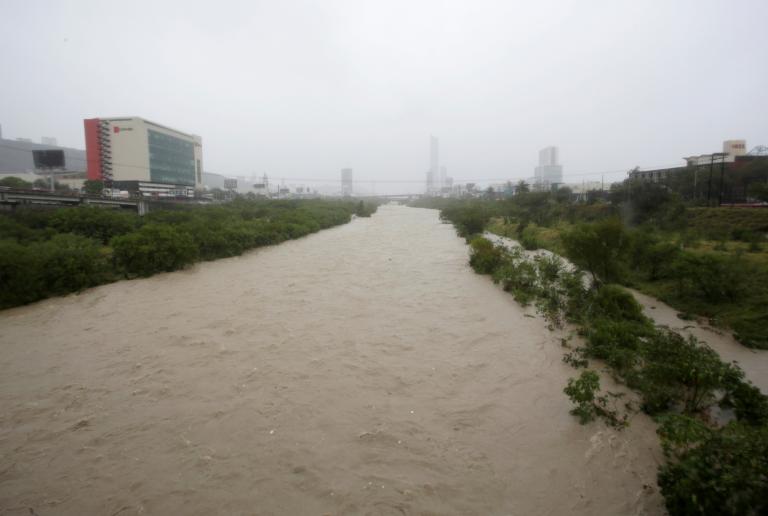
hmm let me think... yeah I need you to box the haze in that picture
[1,0,767,194]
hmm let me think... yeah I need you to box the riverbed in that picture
[0,205,663,515]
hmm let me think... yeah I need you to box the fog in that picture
[1,0,766,194]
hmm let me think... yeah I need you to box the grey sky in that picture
[1,0,767,194]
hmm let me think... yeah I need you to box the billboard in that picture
[32,149,65,169]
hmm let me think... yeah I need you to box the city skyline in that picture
[1,1,767,194]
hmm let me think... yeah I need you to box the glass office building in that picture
[84,117,203,196]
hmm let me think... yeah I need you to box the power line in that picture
[0,141,684,185]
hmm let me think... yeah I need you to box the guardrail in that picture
[0,187,149,213]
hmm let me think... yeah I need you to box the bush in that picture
[583,318,647,374]
[49,207,137,244]
[519,225,541,250]
[561,218,629,284]
[0,239,44,307]
[672,251,746,304]
[588,284,647,322]
[37,234,109,295]
[111,223,198,276]
[441,205,491,238]
[731,312,768,350]
[0,234,108,308]
[492,252,538,305]
[640,331,736,415]
[630,231,681,280]
[658,421,768,516]
[468,237,504,274]
[721,378,768,427]
[355,201,376,217]
[564,370,627,428]
[564,370,602,424]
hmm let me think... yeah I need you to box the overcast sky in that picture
[1,0,767,194]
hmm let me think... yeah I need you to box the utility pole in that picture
[706,154,715,206]
[717,153,727,206]
[693,167,698,203]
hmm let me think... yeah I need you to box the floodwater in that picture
[0,205,664,515]
[484,232,768,395]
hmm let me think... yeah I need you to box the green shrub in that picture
[630,231,681,280]
[672,251,746,303]
[491,249,538,305]
[564,370,602,424]
[441,205,491,238]
[564,370,627,428]
[588,284,647,322]
[658,422,768,516]
[721,379,768,427]
[111,223,198,276]
[0,240,44,307]
[583,318,647,373]
[36,234,109,295]
[469,237,504,274]
[519,226,540,250]
[640,331,736,415]
[730,312,768,350]
[0,234,108,307]
[49,207,137,244]
[561,218,629,284]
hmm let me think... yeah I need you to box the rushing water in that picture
[0,205,664,515]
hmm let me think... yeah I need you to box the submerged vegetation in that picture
[427,190,768,515]
[0,199,377,309]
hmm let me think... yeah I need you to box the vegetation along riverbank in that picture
[0,199,377,310]
[418,192,768,515]
[413,184,768,350]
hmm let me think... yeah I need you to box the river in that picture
[0,205,664,515]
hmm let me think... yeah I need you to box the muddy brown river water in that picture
[0,205,665,515]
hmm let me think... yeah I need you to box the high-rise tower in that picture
[427,135,440,194]
[341,168,353,196]
[534,146,563,190]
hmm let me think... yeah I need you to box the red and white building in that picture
[84,117,203,196]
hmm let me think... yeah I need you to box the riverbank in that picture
[410,197,768,350]
[459,223,767,514]
[484,231,768,394]
[0,205,664,515]
[0,199,376,310]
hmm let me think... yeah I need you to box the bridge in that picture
[0,188,151,214]
[351,194,424,201]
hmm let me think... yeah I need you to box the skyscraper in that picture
[534,146,563,190]
[426,135,439,194]
[539,146,559,167]
[341,168,353,196]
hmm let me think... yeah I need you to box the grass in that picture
[487,217,768,349]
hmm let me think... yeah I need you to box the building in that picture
[426,135,440,195]
[629,139,765,182]
[84,117,203,197]
[0,137,86,174]
[534,146,563,190]
[41,137,58,146]
[683,139,747,167]
[341,168,353,196]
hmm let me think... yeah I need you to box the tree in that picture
[747,182,768,203]
[111,223,198,276]
[83,179,104,196]
[33,178,50,190]
[0,176,33,189]
[561,218,629,284]
[516,180,530,194]
[658,422,768,516]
